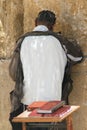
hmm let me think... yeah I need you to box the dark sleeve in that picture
[58,35,84,64]
[9,38,24,81]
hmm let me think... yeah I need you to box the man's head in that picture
[35,10,56,31]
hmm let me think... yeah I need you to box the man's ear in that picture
[35,18,38,26]
[35,21,37,26]
[48,25,53,31]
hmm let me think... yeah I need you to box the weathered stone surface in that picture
[72,58,87,73]
[72,106,87,130]
[0,0,24,58]
[0,60,14,130]
[70,72,87,130]
[0,0,87,130]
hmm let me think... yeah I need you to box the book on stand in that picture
[37,100,65,114]
[27,101,47,111]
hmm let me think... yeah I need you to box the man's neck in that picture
[33,25,48,32]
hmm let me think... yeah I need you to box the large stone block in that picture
[69,72,87,130]
[72,58,87,73]
[0,0,24,58]
[72,106,87,130]
[0,60,14,130]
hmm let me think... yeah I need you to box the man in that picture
[9,10,83,130]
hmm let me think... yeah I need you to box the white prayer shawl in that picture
[20,25,67,105]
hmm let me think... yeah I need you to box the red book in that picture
[29,105,71,117]
[27,101,47,111]
[37,100,65,114]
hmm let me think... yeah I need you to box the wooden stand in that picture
[12,105,80,130]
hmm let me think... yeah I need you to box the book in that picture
[29,105,71,117]
[27,101,47,111]
[37,100,65,114]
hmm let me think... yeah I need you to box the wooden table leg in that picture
[22,122,26,130]
[66,115,73,130]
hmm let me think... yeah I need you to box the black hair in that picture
[36,10,56,26]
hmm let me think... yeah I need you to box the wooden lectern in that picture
[12,105,80,130]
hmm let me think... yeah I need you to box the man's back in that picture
[20,34,67,105]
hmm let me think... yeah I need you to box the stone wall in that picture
[0,0,87,130]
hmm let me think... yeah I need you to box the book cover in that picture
[27,101,47,111]
[37,100,65,114]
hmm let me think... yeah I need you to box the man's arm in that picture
[64,40,83,63]
[58,35,84,64]
[9,38,24,81]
